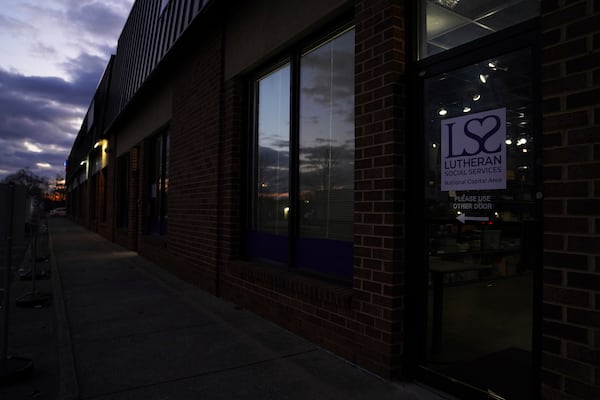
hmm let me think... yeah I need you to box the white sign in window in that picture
[441,107,506,191]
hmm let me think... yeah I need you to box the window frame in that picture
[245,22,355,282]
[145,129,169,236]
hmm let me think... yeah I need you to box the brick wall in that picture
[97,165,114,241]
[136,144,145,256]
[114,147,136,250]
[128,147,139,251]
[168,23,224,294]
[217,78,242,270]
[76,180,89,227]
[541,1,600,398]
[352,0,407,376]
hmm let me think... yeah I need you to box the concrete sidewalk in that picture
[21,218,451,399]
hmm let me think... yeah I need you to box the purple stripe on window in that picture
[296,237,353,279]
[247,231,289,265]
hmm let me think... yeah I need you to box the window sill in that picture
[227,260,353,308]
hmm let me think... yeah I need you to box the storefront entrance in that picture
[409,2,542,399]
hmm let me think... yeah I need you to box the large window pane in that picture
[420,0,540,58]
[147,132,168,235]
[248,28,354,278]
[299,29,354,242]
[423,48,537,399]
[163,134,169,234]
[255,64,290,236]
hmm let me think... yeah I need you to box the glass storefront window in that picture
[248,28,354,278]
[422,47,538,399]
[255,64,291,236]
[299,29,354,242]
[147,132,169,235]
[419,0,540,58]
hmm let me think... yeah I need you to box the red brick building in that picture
[66,1,600,398]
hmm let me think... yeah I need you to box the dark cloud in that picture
[0,52,105,178]
[301,31,354,108]
[68,2,129,37]
[258,145,290,169]
[61,52,108,93]
[299,143,354,190]
[300,143,354,168]
[0,1,134,180]
[300,33,355,130]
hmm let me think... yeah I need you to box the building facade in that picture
[66,1,600,399]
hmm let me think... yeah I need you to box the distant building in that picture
[66,1,600,399]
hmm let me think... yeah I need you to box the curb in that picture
[48,225,80,400]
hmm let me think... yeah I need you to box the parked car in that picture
[49,207,67,217]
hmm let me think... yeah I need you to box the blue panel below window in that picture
[296,237,353,279]
[247,231,289,265]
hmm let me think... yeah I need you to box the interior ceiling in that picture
[426,0,540,52]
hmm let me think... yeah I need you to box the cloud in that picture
[301,31,355,108]
[2,0,132,79]
[0,54,103,179]
[29,42,58,59]
[68,2,130,37]
[0,14,35,38]
[298,142,354,190]
[0,0,134,180]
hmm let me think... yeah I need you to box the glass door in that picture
[418,46,541,399]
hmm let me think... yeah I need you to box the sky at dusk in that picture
[0,0,134,181]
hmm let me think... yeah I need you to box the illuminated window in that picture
[419,0,540,58]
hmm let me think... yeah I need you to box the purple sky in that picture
[0,0,134,181]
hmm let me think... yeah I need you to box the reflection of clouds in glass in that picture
[307,115,320,125]
[258,64,290,143]
[300,28,354,195]
[256,63,290,235]
[299,142,354,190]
[259,133,289,152]
[300,29,354,152]
[300,143,353,165]
[301,31,354,106]
[259,145,290,167]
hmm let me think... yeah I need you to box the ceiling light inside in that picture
[436,0,460,9]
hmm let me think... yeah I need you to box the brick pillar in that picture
[541,1,600,398]
[354,0,407,378]
[218,78,243,273]
[170,24,224,293]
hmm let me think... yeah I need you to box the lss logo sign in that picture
[440,108,506,192]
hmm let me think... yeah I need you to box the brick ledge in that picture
[226,260,353,308]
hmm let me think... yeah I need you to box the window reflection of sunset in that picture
[256,63,290,235]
